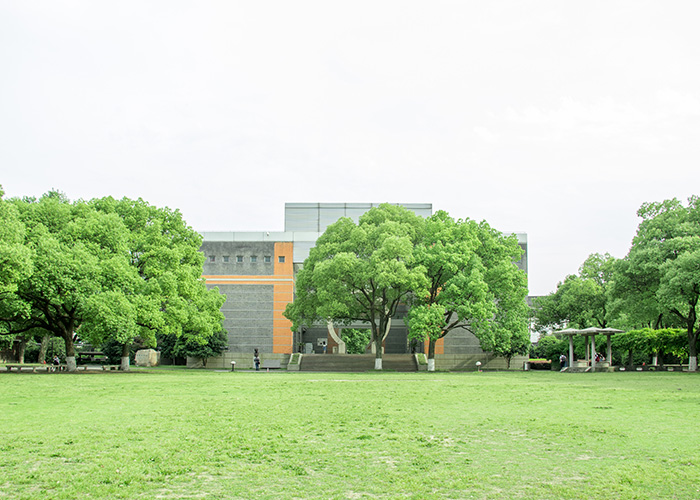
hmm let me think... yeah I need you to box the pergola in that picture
[555,327,624,371]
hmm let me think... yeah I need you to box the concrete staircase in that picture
[299,354,417,372]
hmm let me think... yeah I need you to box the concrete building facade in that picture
[200,203,528,370]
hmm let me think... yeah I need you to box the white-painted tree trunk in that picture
[66,356,77,372]
[375,358,383,370]
[380,318,391,355]
[121,356,130,371]
[689,356,697,372]
[427,358,435,372]
[326,320,346,354]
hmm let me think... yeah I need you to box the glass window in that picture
[278,256,285,263]
[223,255,230,263]
[236,255,243,263]
[250,256,257,263]
[264,256,271,263]
[209,255,215,263]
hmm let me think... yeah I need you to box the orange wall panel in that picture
[424,337,445,355]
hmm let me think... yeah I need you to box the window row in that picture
[208,255,286,264]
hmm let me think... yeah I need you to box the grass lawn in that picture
[0,369,698,499]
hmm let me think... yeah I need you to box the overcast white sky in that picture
[2,1,699,295]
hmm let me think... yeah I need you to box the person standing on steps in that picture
[254,348,260,371]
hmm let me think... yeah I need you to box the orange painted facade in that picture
[424,337,445,355]
[272,242,294,353]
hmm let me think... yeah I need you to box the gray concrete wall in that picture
[201,241,277,276]
[205,352,291,370]
[216,284,274,354]
[443,329,490,355]
[435,354,528,371]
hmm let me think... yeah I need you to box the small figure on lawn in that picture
[254,349,260,371]
[559,354,567,370]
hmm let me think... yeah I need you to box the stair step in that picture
[299,354,416,372]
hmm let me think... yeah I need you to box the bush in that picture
[528,359,552,370]
[342,329,371,354]
[101,339,137,365]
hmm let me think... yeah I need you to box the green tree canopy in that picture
[406,212,529,370]
[614,197,700,370]
[285,204,428,370]
[533,253,617,332]
[286,206,529,370]
[0,192,225,371]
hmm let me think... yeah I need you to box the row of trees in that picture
[284,204,530,371]
[0,187,225,371]
[532,196,700,371]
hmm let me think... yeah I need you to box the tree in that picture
[157,328,228,367]
[532,253,617,332]
[285,204,428,370]
[1,192,134,370]
[617,197,700,371]
[0,186,33,358]
[341,328,371,354]
[474,222,530,369]
[533,334,567,361]
[90,196,226,370]
[0,186,32,298]
[406,212,529,370]
[1,192,225,372]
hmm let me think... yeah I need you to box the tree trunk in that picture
[17,338,28,364]
[62,333,77,372]
[37,334,50,364]
[427,339,436,372]
[687,304,698,371]
[373,332,383,370]
[505,356,512,370]
[687,332,697,372]
[120,343,130,372]
[372,323,383,369]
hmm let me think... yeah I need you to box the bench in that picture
[261,360,282,371]
[5,364,65,372]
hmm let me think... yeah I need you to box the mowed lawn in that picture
[1,369,698,499]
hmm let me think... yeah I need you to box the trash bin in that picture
[230,361,236,372]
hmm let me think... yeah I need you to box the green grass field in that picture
[1,369,698,499]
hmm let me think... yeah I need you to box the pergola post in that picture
[568,335,574,369]
[607,334,612,366]
[591,335,597,370]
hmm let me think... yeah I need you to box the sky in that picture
[1,1,699,296]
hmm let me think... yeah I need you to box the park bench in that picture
[101,365,121,371]
[5,364,65,372]
[260,359,281,371]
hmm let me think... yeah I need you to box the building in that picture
[200,203,528,370]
